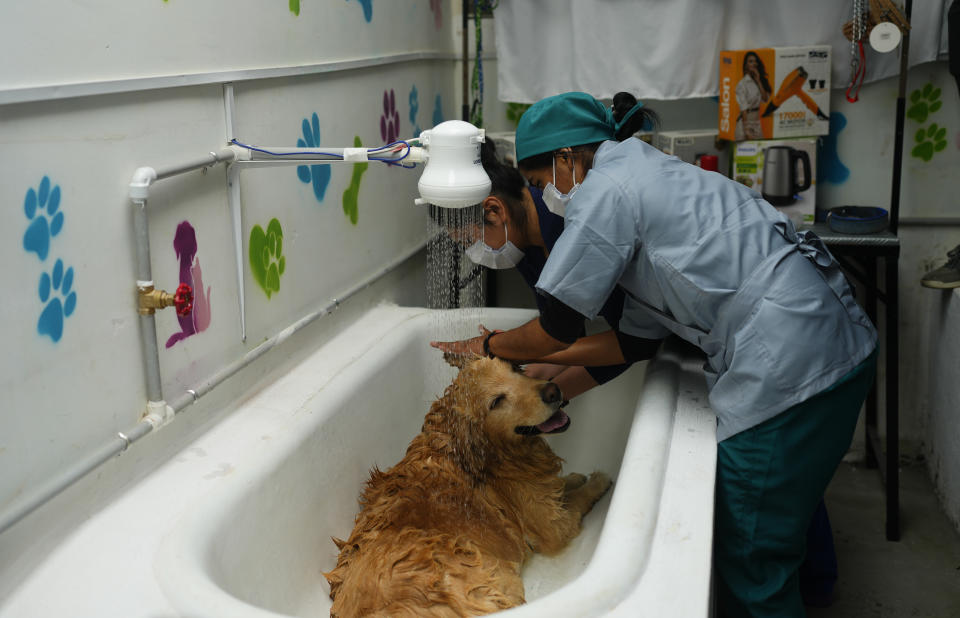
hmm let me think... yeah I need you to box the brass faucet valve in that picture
[138,283,193,316]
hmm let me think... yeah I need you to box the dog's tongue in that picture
[537,409,570,434]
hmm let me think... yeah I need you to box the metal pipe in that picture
[0,420,152,535]
[131,196,165,403]
[155,147,236,180]
[888,0,913,235]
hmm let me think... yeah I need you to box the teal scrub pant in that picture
[715,351,877,618]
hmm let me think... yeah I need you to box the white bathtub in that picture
[0,306,716,617]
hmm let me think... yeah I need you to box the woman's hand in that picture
[430,324,493,359]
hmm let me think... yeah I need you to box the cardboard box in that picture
[655,129,730,176]
[719,46,831,140]
[732,138,817,227]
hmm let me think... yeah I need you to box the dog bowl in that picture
[827,206,889,234]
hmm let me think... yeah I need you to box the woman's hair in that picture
[742,51,772,94]
[479,140,528,229]
[428,140,527,229]
[517,91,659,171]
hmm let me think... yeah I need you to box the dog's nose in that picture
[540,382,562,405]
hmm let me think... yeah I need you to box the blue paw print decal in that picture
[347,0,373,22]
[297,112,332,202]
[23,176,63,261]
[409,85,421,137]
[38,259,77,343]
[432,94,444,127]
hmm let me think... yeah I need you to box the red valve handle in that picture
[174,283,194,317]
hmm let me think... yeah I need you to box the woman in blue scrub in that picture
[458,137,636,400]
[433,91,877,617]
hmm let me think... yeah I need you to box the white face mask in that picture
[464,223,525,269]
[542,154,580,217]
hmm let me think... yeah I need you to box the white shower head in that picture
[414,120,491,209]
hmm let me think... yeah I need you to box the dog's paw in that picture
[585,471,613,498]
[562,472,588,492]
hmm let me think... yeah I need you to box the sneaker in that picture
[921,244,960,289]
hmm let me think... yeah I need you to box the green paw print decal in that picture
[249,218,286,298]
[906,83,942,124]
[912,123,947,162]
[342,136,368,225]
[506,102,531,128]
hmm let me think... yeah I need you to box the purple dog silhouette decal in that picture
[166,221,211,348]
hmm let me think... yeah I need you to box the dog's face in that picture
[451,356,570,441]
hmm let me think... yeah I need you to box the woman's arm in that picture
[430,317,570,362]
[535,330,625,366]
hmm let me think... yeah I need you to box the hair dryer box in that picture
[718,46,831,141]
[732,138,818,227]
[654,130,731,176]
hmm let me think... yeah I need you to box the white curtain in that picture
[494,0,950,102]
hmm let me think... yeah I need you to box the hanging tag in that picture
[869,22,902,53]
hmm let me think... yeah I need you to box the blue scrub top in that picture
[515,187,632,386]
[536,139,877,441]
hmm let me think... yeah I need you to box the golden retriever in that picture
[323,355,612,617]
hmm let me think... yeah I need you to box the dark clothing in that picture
[515,187,634,384]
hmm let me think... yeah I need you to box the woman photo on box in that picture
[735,51,772,140]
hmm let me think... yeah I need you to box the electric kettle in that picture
[761,146,811,206]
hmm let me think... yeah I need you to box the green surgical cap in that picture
[515,92,643,162]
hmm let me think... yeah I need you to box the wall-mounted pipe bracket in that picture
[141,400,175,431]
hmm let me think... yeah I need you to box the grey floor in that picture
[807,461,960,618]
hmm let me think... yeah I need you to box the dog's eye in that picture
[489,394,506,410]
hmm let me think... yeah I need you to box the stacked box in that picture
[719,46,831,141]
[655,129,730,176]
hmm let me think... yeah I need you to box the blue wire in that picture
[230,138,415,166]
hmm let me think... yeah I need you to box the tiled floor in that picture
[807,461,960,617]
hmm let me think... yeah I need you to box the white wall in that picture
[0,0,468,589]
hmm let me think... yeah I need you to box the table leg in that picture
[865,257,879,469]
[886,255,900,541]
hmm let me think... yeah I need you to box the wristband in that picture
[483,330,504,358]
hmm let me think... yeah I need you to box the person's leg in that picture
[714,352,876,618]
[799,500,838,607]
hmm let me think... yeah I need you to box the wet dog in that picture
[324,355,611,617]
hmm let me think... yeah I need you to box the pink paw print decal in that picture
[380,89,401,144]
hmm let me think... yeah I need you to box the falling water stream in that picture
[425,203,486,343]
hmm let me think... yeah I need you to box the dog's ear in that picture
[443,351,477,369]
[448,408,492,484]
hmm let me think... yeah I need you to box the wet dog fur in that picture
[323,356,612,617]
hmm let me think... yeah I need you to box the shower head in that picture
[414,120,491,209]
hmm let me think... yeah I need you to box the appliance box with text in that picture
[654,129,730,176]
[733,138,817,227]
[719,46,831,140]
